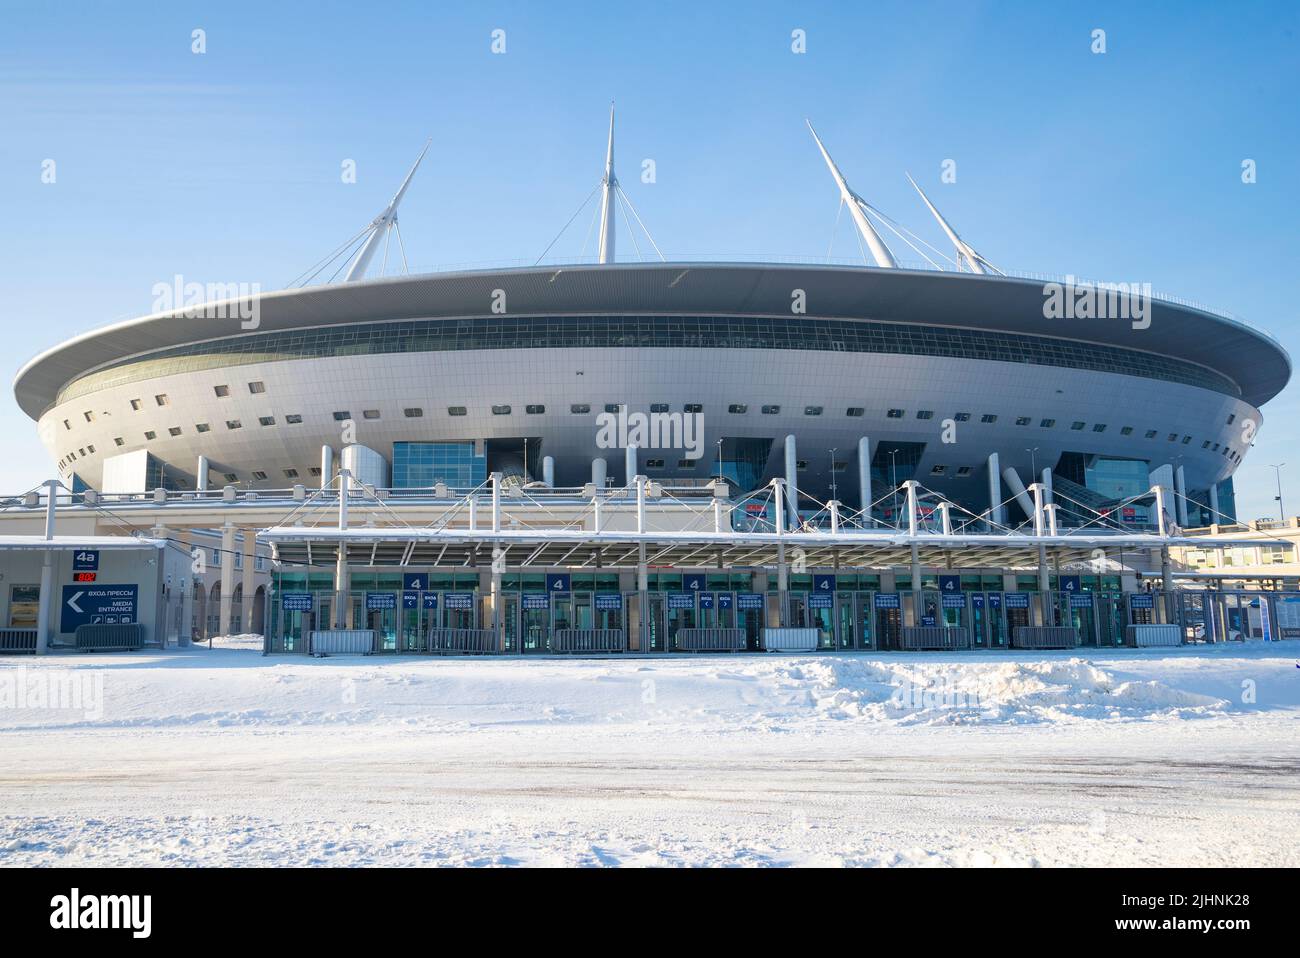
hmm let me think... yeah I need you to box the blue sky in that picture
[2,0,1297,517]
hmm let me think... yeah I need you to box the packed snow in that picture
[1,640,1298,866]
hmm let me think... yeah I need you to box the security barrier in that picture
[900,627,970,650]
[674,628,746,652]
[0,629,37,654]
[1126,624,1182,647]
[309,629,375,655]
[1011,626,1078,649]
[75,623,146,652]
[552,629,626,653]
[762,628,819,652]
[427,628,499,654]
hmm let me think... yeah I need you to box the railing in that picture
[1011,626,1079,650]
[75,623,146,652]
[308,629,375,655]
[674,628,746,652]
[426,628,499,654]
[0,629,38,654]
[1125,624,1182,648]
[900,627,971,651]
[551,629,625,653]
[762,628,818,652]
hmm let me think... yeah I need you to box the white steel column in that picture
[987,453,1003,528]
[784,435,800,529]
[320,445,334,490]
[542,456,555,488]
[34,479,58,655]
[1209,482,1221,522]
[625,444,638,487]
[592,457,607,489]
[1175,465,1189,527]
[333,469,350,627]
[857,436,872,526]
[597,102,617,264]
[196,456,210,492]
[220,521,236,635]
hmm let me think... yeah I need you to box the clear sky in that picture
[1,0,1297,518]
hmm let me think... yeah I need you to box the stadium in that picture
[7,114,1293,655]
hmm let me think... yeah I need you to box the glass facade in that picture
[714,437,773,492]
[392,441,486,488]
[57,314,1241,405]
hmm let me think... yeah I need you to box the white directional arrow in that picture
[67,591,84,613]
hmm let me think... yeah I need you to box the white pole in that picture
[857,436,872,527]
[491,471,502,534]
[34,479,59,655]
[635,475,646,533]
[905,480,918,536]
[625,444,638,488]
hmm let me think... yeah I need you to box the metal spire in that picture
[905,172,997,275]
[345,139,431,282]
[597,101,617,264]
[806,120,896,269]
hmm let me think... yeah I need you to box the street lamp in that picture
[716,438,724,482]
[829,447,838,502]
[1025,447,1039,478]
[1269,463,1286,520]
[888,448,900,524]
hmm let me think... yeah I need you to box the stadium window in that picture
[62,420,70,430]
[604,403,621,414]
[645,459,665,468]
[956,466,972,477]
[915,410,934,420]
[1226,414,1235,425]
[258,416,275,426]
[650,403,669,413]
[491,405,512,415]
[525,404,545,414]
[252,471,267,481]
[796,460,809,470]
[404,407,424,418]
[683,403,703,414]
[1145,430,1158,439]
[362,409,381,420]
[78,447,86,456]
[195,423,211,433]
[930,465,947,475]
[223,473,238,483]
[168,427,182,436]
[1070,421,1085,430]
[1212,443,1220,451]
[954,412,970,422]
[155,394,169,406]
[761,405,781,415]
[83,411,94,422]
[448,406,467,416]
[114,437,125,446]
[144,431,156,440]
[130,399,142,411]
[981,414,997,423]
[1202,440,1211,449]
[1182,435,1191,444]
[1015,417,1030,426]
[285,414,303,424]
[332,411,350,421]
[309,467,322,476]
[846,407,864,417]
[1120,426,1133,435]
[804,405,824,416]
[1167,433,1178,442]
[214,385,230,398]
[887,408,904,419]
[1039,419,1056,428]
[1092,423,1106,432]
[569,404,590,414]
[284,469,298,479]
[676,458,695,468]
[248,381,266,394]
[728,404,748,414]
[226,420,242,430]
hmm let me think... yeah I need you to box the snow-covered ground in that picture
[2,640,1298,866]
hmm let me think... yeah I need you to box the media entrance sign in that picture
[60,584,138,632]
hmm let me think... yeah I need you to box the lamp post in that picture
[1025,447,1039,478]
[829,447,838,502]
[1269,463,1286,520]
[716,438,724,482]
[888,448,900,525]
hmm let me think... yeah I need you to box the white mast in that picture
[905,172,997,275]
[806,120,895,269]
[597,101,617,264]
[345,139,431,282]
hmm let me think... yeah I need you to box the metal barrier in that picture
[1011,626,1078,649]
[0,629,37,654]
[427,628,499,654]
[762,628,819,652]
[552,629,626,653]
[75,623,146,652]
[1126,624,1182,648]
[309,629,375,655]
[900,627,971,651]
[674,628,747,652]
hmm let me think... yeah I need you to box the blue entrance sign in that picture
[60,584,138,632]
[594,593,623,611]
[971,593,984,609]
[682,573,706,593]
[545,573,571,594]
[698,592,715,610]
[813,574,836,594]
[921,615,936,626]
[366,592,397,611]
[717,593,733,610]
[402,591,419,609]
[402,572,427,592]
[808,593,833,610]
[987,592,1002,609]
[1059,575,1081,593]
[874,593,901,609]
[938,574,961,593]
[72,549,99,572]
[521,593,549,611]
[941,594,965,609]
[444,592,474,610]
[1129,594,1154,610]
[422,592,438,610]
[1069,592,1093,608]
[1004,592,1030,609]
[667,592,694,609]
[736,593,765,611]
[281,592,313,612]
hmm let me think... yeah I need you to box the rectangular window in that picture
[604,403,621,414]
[1015,416,1030,426]
[981,414,997,424]
[728,404,748,414]
[645,459,665,469]
[332,411,350,421]
[1120,426,1133,435]
[954,412,970,422]
[155,394,169,406]
[676,458,695,468]
[130,399,142,411]
[114,437,125,446]
[284,469,299,479]
[285,414,303,424]
[526,404,545,414]
[887,408,904,419]
[683,403,703,414]
[362,409,381,420]
[1092,423,1106,432]
[846,407,864,417]
[258,416,275,426]
[448,406,467,416]
[491,405,511,415]
[168,427,182,437]
[252,471,267,481]
[83,411,94,422]
[214,385,230,397]
[650,403,669,413]
[196,423,211,433]
[804,405,823,416]
[1167,433,1178,441]
[1040,418,1056,428]
[956,466,972,477]
[144,431,156,440]
[1145,429,1158,439]
[1226,414,1235,425]
[569,404,590,414]
[1070,421,1086,430]
[226,420,242,430]
[309,467,322,476]
[223,473,237,483]
[916,410,934,420]
[930,465,947,475]
[761,405,780,415]
[796,460,809,471]
[404,408,424,418]
[248,382,265,394]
